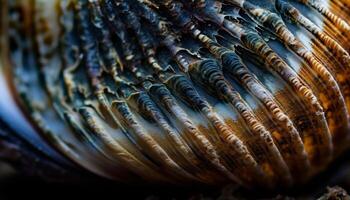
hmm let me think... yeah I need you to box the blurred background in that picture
[1,154,350,200]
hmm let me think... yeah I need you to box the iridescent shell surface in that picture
[1,0,350,189]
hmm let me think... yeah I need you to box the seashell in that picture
[1,0,350,189]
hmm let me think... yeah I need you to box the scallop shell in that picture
[1,0,350,189]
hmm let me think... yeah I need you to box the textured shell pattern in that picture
[1,0,350,189]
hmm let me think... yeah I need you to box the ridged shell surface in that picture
[1,0,350,189]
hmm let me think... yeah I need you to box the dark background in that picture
[1,152,350,200]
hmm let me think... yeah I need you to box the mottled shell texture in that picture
[1,0,350,189]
